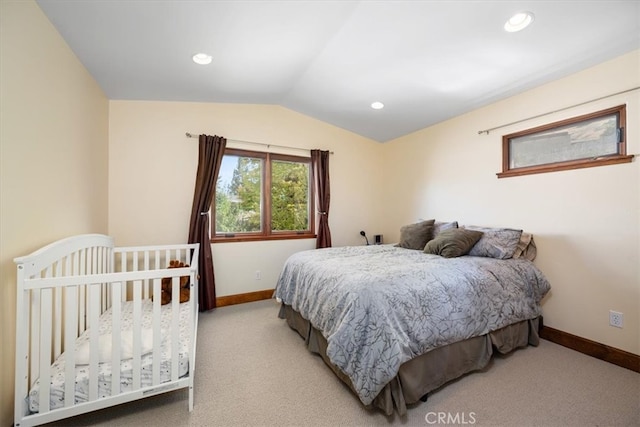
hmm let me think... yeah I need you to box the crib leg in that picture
[189,385,194,411]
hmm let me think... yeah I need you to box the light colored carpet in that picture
[47,299,639,426]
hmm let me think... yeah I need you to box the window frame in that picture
[497,105,633,178]
[212,148,316,243]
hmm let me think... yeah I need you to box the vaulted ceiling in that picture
[37,0,639,142]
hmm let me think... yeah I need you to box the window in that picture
[213,148,315,242]
[498,105,633,178]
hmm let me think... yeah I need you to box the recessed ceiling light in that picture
[371,101,384,110]
[504,12,534,32]
[192,53,212,65]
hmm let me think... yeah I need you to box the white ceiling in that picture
[36,0,640,142]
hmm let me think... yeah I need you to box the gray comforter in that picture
[274,244,551,405]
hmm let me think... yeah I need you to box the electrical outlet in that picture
[609,310,623,328]
[255,270,261,280]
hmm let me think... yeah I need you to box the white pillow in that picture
[75,328,157,365]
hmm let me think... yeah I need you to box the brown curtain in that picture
[188,134,227,311]
[311,150,332,248]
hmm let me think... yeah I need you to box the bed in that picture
[14,234,200,427]
[274,222,550,416]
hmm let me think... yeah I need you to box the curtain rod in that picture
[477,86,640,135]
[185,132,333,154]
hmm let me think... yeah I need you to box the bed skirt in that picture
[278,303,540,416]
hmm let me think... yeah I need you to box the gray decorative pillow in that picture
[432,221,458,237]
[395,219,435,250]
[464,226,523,259]
[423,228,483,258]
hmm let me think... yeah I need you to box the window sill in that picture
[497,155,634,178]
[212,233,317,244]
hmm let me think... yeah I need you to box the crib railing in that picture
[15,234,115,399]
[113,244,196,301]
[14,235,199,427]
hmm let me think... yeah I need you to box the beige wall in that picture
[0,1,109,425]
[108,101,383,297]
[380,50,640,355]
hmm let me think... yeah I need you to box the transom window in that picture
[213,148,315,242]
[498,105,633,178]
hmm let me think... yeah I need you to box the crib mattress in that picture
[28,299,191,412]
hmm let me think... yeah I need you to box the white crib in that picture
[14,234,200,427]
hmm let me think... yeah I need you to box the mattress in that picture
[28,299,191,412]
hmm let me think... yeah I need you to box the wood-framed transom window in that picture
[498,105,633,178]
[212,148,315,242]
